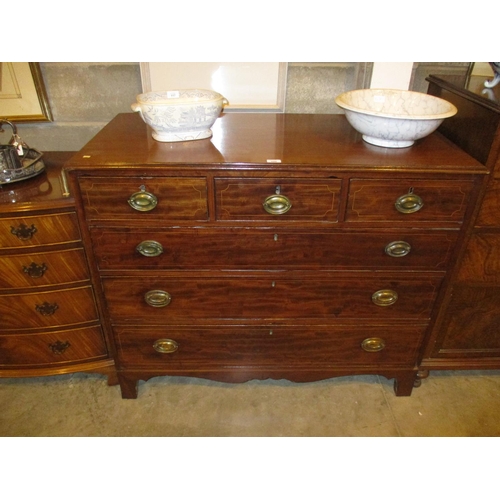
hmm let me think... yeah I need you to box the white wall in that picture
[370,62,414,89]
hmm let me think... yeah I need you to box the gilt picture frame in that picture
[0,62,53,122]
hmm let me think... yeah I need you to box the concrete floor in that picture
[1,370,500,436]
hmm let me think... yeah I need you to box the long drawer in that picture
[77,176,208,221]
[214,177,341,223]
[0,325,107,366]
[0,248,90,289]
[346,179,475,224]
[115,324,426,368]
[0,285,99,330]
[0,213,81,249]
[102,276,443,324]
[91,228,458,271]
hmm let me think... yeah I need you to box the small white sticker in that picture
[167,91,180,99]
[266,159,282,163]
[374,95,385,103]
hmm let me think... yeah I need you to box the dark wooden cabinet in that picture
[64,113,486,398]
[0,153,116,382]
[423,75,500,370]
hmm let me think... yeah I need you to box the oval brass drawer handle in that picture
[361,337,386,352]
[385,241,411,258]
[136,240,164,257]
[128,185,158,212]
[395,193,423,214]
[372,289,398,306]
[144,289,172,307]
[153,338,179,354]
[263,194,292,215]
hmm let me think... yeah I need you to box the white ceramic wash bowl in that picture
[131,89,228,142]
[335,89,457,148]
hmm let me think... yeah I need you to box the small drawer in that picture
[0,248,90,289]
[0,285,99,330]
[91,227,458,271]
[0,213,80,249]
[102,276,443,324]
[0,326,107,366]
[114,325,426,369]
[215,178,341,223]
[78,176,208,222]
[345,179,475,224]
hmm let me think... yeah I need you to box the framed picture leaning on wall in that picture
[0,62,52,122]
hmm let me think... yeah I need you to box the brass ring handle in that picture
[263,194,292,215]
[153,338,179,354]
[144,290,172,307]
[372,289,398,306]
[395,193,424,214]
[136,240,164,257]
[361,337,386,352]
[128,185,158,212]
[385,241,411,258]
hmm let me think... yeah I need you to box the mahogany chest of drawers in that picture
[0,153,115,383]
[64,113,487,398]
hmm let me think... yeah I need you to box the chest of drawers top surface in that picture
[0,152,74,213]
[64,113,485,173]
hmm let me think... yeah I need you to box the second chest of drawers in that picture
[0,156,115,383]
[0,211,109,371]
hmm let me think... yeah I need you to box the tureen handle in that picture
[131,103,145,120]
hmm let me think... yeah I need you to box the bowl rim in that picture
[335,88,457,120]
[136,88,225,105]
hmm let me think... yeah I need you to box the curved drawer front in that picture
[215,178,341,223]
[346,179,475,224]
[92,228,458,271]
[115,325,426,369]
[0,213,80,249]
[0,286,99,330]
[0,326,107,366]
[78,176,208,221]
[103,276,443,324]
[0,248,90,289]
